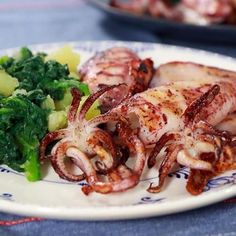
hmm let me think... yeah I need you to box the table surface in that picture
[0,1,236,235]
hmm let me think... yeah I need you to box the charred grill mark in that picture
[79,47,154,112]
[138,62,148,73]
[162,100,183,116]
[182,88,203,106]
[162,114,167,124]
[167,89,173,97]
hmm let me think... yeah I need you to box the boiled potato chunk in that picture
[55,89,73,111]
[41,95,55,110]
[80,96,101,120]
[55,93,100,120]
[45,45,80,73]
[69,72,80,80]
[48,110,67,132]
[0,70,19,96]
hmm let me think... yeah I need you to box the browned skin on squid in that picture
[183,85,220,125]
[147,84,236,195]
[186,153,216,195]
[87,129,118,174]
[40,84,148,195]
[50,141,86,182]
[40,85,121,182]
[39,130,69,162]
[79,47,154,113]
[99,58,154,113]
[147,85,221,170]
[147,133,177,168]
[129,58,154,94]
[148,144,183,193]
[81,118,146,195]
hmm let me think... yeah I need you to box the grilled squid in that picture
[40,62,236,195]
[40,84,146,194]
[151,61,236,134]
[79,47,154,112]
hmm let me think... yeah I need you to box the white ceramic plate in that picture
[0,41,235,220]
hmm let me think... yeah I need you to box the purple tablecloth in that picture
[0,1,235,235]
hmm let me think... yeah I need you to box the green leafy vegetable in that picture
[0,95,48,181]
[0,48,89,104]
[0,47,90,182]
[13,47,33,62]
[0,70,19,97]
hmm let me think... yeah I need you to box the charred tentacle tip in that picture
[147,132,177,169]
[147,182,162,193]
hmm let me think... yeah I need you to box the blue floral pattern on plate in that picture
[134,197,165,205]
[0,193,13,201]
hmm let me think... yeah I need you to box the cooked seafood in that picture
[40,60,236,195]
[79,47,154,112]
[110,0,182,20]
[40,84,146,194]
[151,61,236,134]
[150,61,236,87]
[110,0,236,25]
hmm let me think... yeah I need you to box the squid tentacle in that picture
[186,152,216,195]
[147,132,179,168]
[81,128,146,195]
[67,88,82,124]
[66,147,98,183]
[176,149,213,171]
[108,169,122,182]
[88,112,121,127]
[78,84,127,121]
[108,165,133,182]
[39,129,69,162]
[186,168,214,195]
[39,59,236,197]
[183,84,220,125]
[87,129,117,173]
[50,141,86,182]
[148,144,182,193]
[147,84,230,194]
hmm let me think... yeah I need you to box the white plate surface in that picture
[0,41,235,220]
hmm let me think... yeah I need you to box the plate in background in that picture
[89,0,236,43]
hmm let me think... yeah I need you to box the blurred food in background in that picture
[110,0,236,25]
